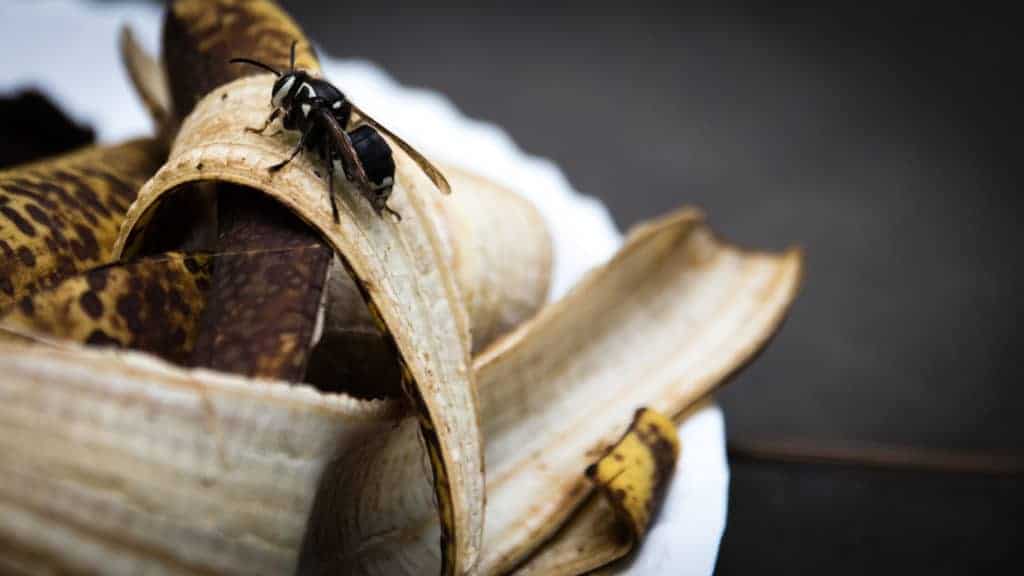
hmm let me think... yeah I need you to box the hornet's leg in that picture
[246,107,281,134]
[372,181,401,222]
[325,138,340,223]
[381,204,402,222]
[268,128,311,173]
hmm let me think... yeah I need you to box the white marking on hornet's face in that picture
[301,103,311,117]
[302,83,316,98]
[332,101,342,109]
[272,75,296,108]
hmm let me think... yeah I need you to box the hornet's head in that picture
[229,40,308,110]
[270,70,313,109]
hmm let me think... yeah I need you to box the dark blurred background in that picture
[112,0,1024,572]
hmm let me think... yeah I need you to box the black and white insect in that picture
[230,42,450,222]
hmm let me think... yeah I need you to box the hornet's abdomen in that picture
[349,125,395,186]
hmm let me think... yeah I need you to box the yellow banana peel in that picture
[517,408,681,575]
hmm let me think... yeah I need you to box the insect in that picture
[229,42,450,222]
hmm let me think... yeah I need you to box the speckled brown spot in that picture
[1,206,35,236]
[86,268,108,292]
[183,256,202,273]
[59,170,112,219]
[86,329,121,347]
[167,285,189,315]
[72,223,100,260]
[15,246,35,267]
[3,184,58,210]
[24,204,51,226]
[116,293,144,333]
[79,291,103,319]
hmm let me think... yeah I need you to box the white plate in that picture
[0,2,728,574]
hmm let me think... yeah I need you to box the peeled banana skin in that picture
[0,1,805,575]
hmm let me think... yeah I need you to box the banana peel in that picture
[473,209,800,574]
[0,339,403,575]
[0,1,804,574]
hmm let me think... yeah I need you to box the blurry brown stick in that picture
[729,437,1024,476]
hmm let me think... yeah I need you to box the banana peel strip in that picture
[0,339,401,575]
[112,75,483,575]
[471,208,802,574]
[516,408,681,575]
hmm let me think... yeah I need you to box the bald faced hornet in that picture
[230,42,450,222]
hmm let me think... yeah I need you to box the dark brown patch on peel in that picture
[1,207,36,236]
[86,329,121,347]
[15,246,35,267]
[17,297,33,316]
[189,187,330,381]
[86,268,108,292]
[79,291,103,319]
[116,293,144,334]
